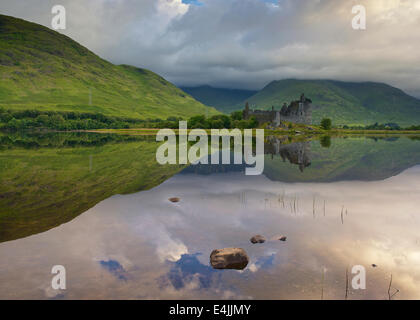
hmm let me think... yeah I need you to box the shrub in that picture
[320,118,332,130]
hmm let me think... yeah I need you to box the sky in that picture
[0,0,420,96]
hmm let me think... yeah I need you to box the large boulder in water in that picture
[210,248,249,270]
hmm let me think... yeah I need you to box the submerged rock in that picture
[250,235,266,244]
[210,248,249,270]
[169,197,180,203]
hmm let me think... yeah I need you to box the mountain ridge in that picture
[183,79,420,126]
[180,85,257,114]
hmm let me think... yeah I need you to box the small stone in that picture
[278,236,287,241]
[169,197,180,203]
[250,235,266,244]
[210,248,249,270]
[372,264,377,268]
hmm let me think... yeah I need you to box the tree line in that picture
[0,108,258,130]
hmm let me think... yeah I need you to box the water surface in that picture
[1,133,420,299]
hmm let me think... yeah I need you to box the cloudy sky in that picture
[1,0,420,96]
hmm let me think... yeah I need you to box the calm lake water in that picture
[1,132,420,299]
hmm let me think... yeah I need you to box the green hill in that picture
[180,85,257,113]
[0,14,218,119]
[242,79,420,126]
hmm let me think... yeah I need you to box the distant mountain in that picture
[0,15,218,119]
[243,79,420,126]
[180,85,257,113]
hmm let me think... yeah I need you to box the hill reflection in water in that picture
[182,135,420,182]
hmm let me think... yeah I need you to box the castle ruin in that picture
[243,93,312,126]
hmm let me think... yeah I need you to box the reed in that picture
[278,191,285,208]
[313,196,316,219]
[388,274,400,300]
[321,268,325,300]
[345,268,349,299]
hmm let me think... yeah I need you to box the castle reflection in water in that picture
[265,136,311,172]
[181,136,312,175]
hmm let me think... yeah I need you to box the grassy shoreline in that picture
[2,126,420,138]
[82,128,420,136]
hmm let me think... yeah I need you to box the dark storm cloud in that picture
[0,0,419,96]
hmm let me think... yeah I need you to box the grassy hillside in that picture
[0,132,185,242]
[181,85,256,113]
[242,80,420,126]
[0,15,218,119]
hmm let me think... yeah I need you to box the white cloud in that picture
[0,0,419,96]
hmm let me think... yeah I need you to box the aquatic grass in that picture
[388,274,400,300]
[278,191,285,209]
[313,195,316,219]
[345,268,349,300]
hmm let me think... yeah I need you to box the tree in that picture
[248,116,258,128]
[50,115,65,128]
[36,114,51,126]
[320,118,332,130]
[6,118,19,130]
[189,115,208,129]
[209,115,231,128]
[231,111,243,121]
[209,119,224,129]
[0,112,13,123]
